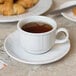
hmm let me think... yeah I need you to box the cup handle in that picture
[55,28,69,44]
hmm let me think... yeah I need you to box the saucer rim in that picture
[4,30,71,64]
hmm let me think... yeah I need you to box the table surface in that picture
[0,0,76,76]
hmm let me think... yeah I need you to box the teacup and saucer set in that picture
[3,0,76,65]
[4,16,70,65]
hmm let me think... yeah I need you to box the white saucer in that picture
[0,0,52,22]
[4,31,70,65]
[60,1,76,22]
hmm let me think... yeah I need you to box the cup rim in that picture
[17,16,57,35]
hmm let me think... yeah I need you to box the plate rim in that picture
[4,30,70,64]
[60,1,76,22]
[61,13,76,22]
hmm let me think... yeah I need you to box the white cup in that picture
[17,16,69,54]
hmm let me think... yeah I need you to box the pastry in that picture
[0,0,39,16]
[17,0,33,8]
[72,7,76,15]
[0,4,3,14]
[0,0,4,4]
[32,0,39,5]
[13,3,26,15]
[3,0,14,16]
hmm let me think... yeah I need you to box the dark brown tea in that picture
[21,22,53,33]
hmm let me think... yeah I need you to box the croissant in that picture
[0,0,38,16]
[32,0,39,5]
[0,4,3,14]
[17,0,33,8]
[5,0,13,3]
[0,0,4,4]
[13,3,26,15]
[72,7,76,16]
[3,0,14,16]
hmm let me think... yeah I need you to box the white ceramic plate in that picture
[0,0,52,22]
[4,30,70,65]
[60,1,76,22]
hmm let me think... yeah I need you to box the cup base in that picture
[25,49,51,55]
